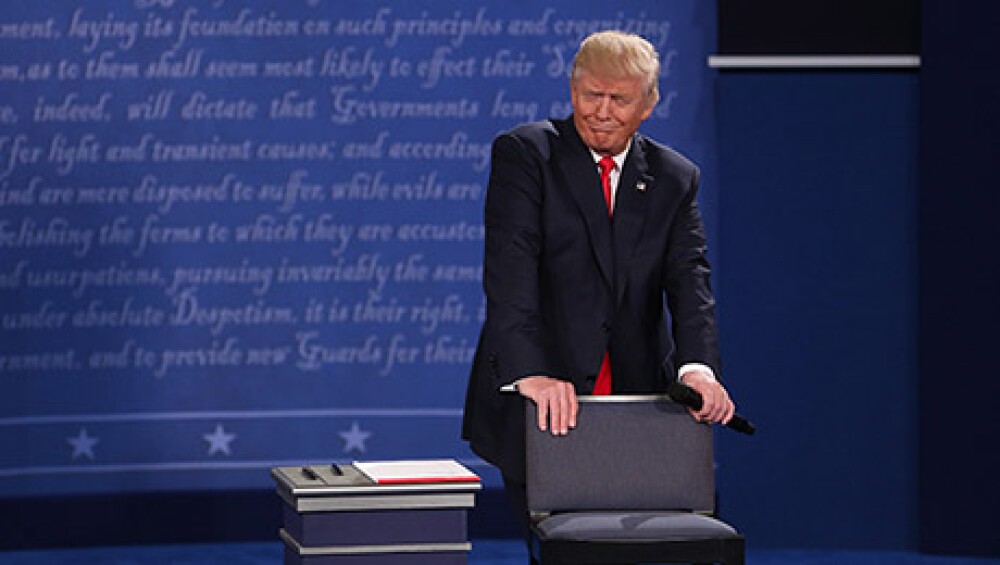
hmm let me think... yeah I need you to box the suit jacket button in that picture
[601,322,611,332]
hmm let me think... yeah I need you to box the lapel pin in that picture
[637,174,654,192]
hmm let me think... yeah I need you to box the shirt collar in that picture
[589,138,631,170]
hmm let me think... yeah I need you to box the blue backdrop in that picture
[1,1,717,497]
[715,71,918,549]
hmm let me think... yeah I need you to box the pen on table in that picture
[330,463,343,476]
[301,466,320,480]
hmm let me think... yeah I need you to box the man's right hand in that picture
[515,376,578,435]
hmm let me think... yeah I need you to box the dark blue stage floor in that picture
[0,541,997,564]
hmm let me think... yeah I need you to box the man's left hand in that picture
[681,371,735,425]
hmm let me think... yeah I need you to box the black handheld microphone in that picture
[667,381,756,435]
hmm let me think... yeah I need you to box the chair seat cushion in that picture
[535,511,739,542]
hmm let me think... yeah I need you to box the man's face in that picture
[571,70,655,157]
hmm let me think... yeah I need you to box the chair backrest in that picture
[525,395,714,514]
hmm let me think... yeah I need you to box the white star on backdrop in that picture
[67,428,99,460]
[203,424,236,456]
[339,421,372,453]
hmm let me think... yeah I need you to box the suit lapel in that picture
[612,137,652,306]
[554,119,614,290]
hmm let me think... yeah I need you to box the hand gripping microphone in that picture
[666,381,756,435]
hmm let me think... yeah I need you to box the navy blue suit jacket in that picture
[462,117,719,482]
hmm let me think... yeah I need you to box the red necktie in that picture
[594,352,612,395]
[593,156,615,395]
[598,156,615,217]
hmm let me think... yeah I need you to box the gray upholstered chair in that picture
[525,395,744,565]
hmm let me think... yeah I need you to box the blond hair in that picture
[571,30,660,105]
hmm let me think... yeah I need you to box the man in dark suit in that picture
[462,30,737,544]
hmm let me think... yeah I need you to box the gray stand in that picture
[272,462,480,564]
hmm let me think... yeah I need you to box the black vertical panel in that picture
[718,0,919,54]
[918,3,1000,557]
